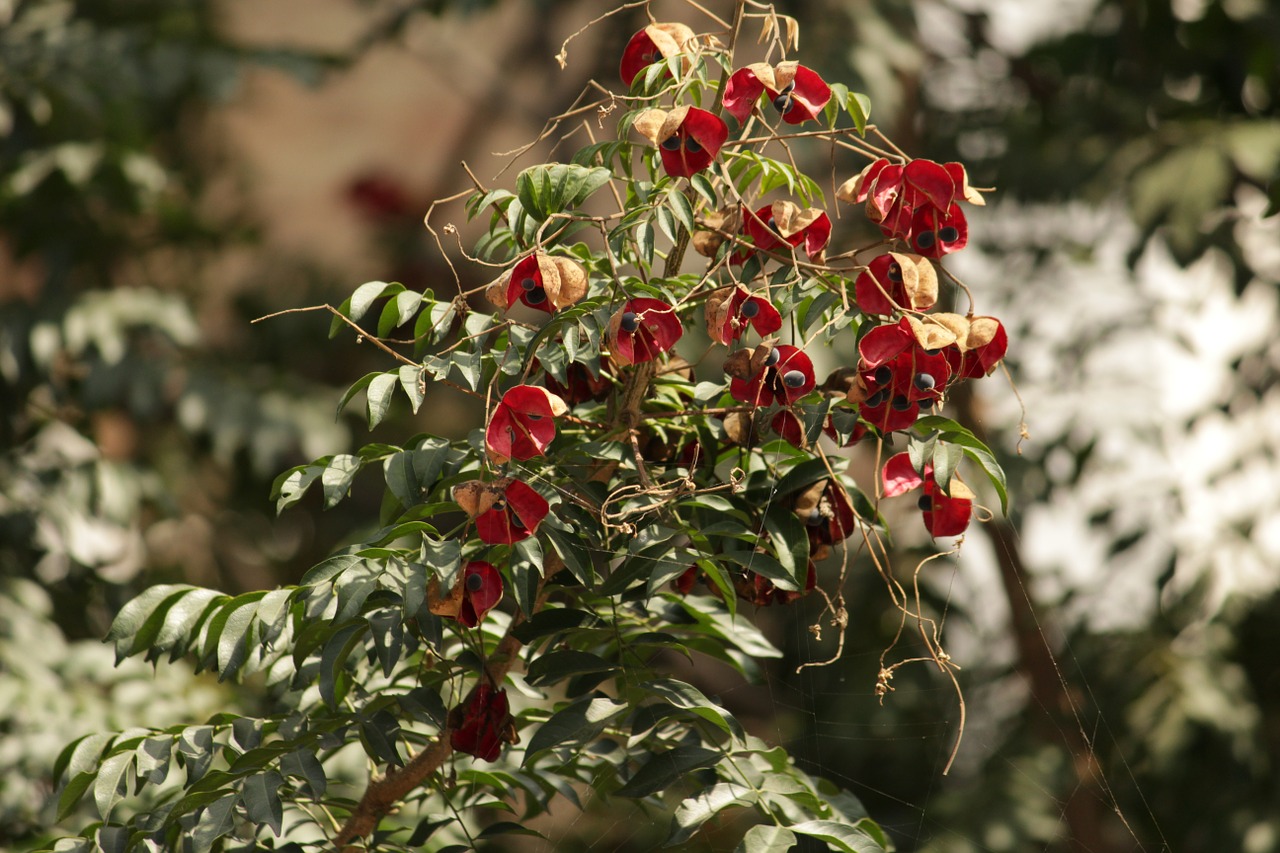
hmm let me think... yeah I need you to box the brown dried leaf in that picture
[452,478,510,518]
[965,316,1001,350]
[722,348,756,380]
[907,314,962,351]
[705,286,736,345]
[793,479,827,517]
[723,411,754,446]
[633,109,669,146]
[820,366,861,398]
[748,338,779,375]
[427,573,464,618]
[542,255,588,309]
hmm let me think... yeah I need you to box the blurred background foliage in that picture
[1,0,1277,850]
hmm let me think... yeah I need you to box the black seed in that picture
[891,395,912,411]
[915,230,936,250]
[525,287,547,305]
[466,572,484,592]
[779,81,796,96]
[520,276,537,291]
[765,216,779,233]
[525,413,542,421]
[914,373,936,391]
[783,369,806,388]
[874,366,892,386]
[764,348,781,367]
[917,495,932,511]
[805,507,823,526]
[771,92,792,113]
[887,263,903,282]
[684,135,703,153]
[647,51,661,64]
[620,311,640,332]
[661,135,681,151]
[491,498,507,512]
[510,511,527,530]
[865,390,887,408]
[740,300,760,319]
[939,226,960,243]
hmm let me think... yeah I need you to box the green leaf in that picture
[366,373,398,429]
[615,745,722,798]
[526,649,619,686]
[216,593,266,680]
[55,733,111,784]
[511,537,542,617]
[349,280,401,322]
[724,551,799,591]
[93,751,133,820]
[320,620,368,706]
[643,678,740,736]
[477,821,547,840]
[847,92,871,136]
[321,454,361,508]
[691,173,717,207]
[790,820,886,853]
[378,289,422,337]
[398,364,427,413]
[912,416,1008,513]
[178,726,215,784]
[242,770,284,836]
[281,748,327,798]
[524,693,628,760]
[737,825,798,853]
[543,524,595,586]
[763,506,809,588]
[383,441,449,509]
[930,441,964,495]
[190,793,237,853]
[825,82,848,129]
[360,710,404,767]
[106,584,194,662]
[57,772,94,820]
[668,782,758,845]
[636,220,656,266]
[274,463,324,513]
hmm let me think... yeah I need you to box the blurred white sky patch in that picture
[949,198,1280,632]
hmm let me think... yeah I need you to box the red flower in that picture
[945,315,1008,379]
[736,201,831,263]
[771,409,868,449]
[794,479,857,549]
[882,452,974,537]
[838,157,985,245]
[457,561,503,627]
[486,385,568,464]
[704,285,782,345]
[634,106,728,178]
[854,252,938,315]
[619,22,694,87]
[906,313,1008,380]
[476,479,548,544]
[736,561,817,606]
[671,565,699,595]
[609,297,683,365]
[730,344,815,406]
[904,202,968,258]
[542,360,612,405]
[722,62,832,125]
[487,253,589,314]
[856,318,950,432]
[449,683,517,762]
